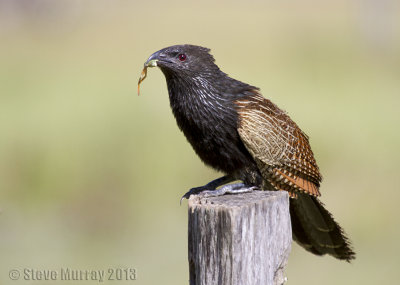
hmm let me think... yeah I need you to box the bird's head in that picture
[143,44,220,76]
[137,44,255,97]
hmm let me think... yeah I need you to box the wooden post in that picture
[188,191,291,285]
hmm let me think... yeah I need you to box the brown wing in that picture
[236,92,322,197]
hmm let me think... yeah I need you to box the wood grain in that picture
[188,191,291,285]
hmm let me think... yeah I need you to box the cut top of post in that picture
[188,190,287,208]
[188,190,292,285]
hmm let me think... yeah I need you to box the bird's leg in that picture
[180,176,257,203]
[198,183,257,198]
[180,175,235,203]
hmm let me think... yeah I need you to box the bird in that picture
[138,44,355,261]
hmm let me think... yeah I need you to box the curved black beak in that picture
[144,51,161,68]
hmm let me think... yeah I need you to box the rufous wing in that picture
[236,92,322,197]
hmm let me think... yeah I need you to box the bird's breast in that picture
[167,89,257,176]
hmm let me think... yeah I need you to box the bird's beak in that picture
[145,59,158,68]
[144,51,160,68]
[138,50,163,95]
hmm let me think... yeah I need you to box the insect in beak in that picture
[137,59,158,95]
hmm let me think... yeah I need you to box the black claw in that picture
[180,186,210,205]
[180,192,192,205]
[180,184,258,205]
[180,176,235,205]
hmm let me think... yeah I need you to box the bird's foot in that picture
[199,183,257,198]
[180,183,257,204]
[180,185,211,204]
[180,175,235,204]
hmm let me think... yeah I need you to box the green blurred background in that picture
[1,0,399,284]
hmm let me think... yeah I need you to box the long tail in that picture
[289,193,355,261]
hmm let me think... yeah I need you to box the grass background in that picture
[0,0,399,284]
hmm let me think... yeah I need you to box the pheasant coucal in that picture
[138,44,355,261]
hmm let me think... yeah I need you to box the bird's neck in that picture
[166,74,225,124]
[163,72,259,144]
[165,71,257,108]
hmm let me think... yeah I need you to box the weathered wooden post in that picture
[188,191,291,285]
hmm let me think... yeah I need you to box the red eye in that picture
[178,54,187,61]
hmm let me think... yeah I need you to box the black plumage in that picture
[139,44,355,261]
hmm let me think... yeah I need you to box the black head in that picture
[144,44,221,78]
[142,44,258,101]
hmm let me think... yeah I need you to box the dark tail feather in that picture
[289,193,355,261]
